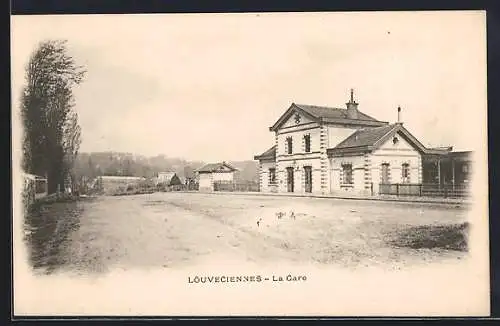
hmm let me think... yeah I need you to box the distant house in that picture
[155,172,182,187]
[22,173,48,206]
[195,162,238,192]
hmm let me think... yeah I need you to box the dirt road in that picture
[23,192,469,275]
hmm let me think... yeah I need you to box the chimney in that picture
[346,88,359,119]
[397,106,402,124]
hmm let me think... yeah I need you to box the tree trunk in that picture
[47,164,65,194]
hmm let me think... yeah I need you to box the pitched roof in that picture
[22,173,46,180]
[254,145,277,161]
[196,162,238,173]
[296,104,380,122]
[269,103,388,131]
[327,123,452,156]
[334,124,398,150]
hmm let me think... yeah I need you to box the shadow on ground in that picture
[23,200,86,274]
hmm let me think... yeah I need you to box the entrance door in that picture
[304,166,312,193]
[286,167,294,192]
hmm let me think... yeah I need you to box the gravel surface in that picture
[23,192,470,276]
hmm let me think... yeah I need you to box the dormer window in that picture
[286,136,293,154]
[304,134,311,153]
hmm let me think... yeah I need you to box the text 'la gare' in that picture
[273,274,307,282]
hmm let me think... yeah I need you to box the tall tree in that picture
[87,156,95,179]
[20,39,86,193]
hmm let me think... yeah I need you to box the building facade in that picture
[254,90,465,196]
[195,162,238,192]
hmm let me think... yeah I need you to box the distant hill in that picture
[73,152,258,182]
[230,160,259,183]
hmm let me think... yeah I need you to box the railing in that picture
[213,181,259,192]
[379,183,470,198]
[186,183,200,191]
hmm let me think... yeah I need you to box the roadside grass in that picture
[23,200,84,274]
[386,222,469,252]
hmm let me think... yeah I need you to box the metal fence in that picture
[378,183,470,198]
[213,181,259,192]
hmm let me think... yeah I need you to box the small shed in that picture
[195,162,238,192]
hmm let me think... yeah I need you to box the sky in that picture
[11,11,487,162]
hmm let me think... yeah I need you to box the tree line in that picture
[73,152,205,180]
[21,39,86,194]
[72,152,259,183]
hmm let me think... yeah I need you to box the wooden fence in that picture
[378,183,470,198]
[158,183,200,192]
[213,181,259,192]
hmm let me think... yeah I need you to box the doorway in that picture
[304,166,312,193]
[286,167,294,192]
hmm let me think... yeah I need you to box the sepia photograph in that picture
[11,11,490,316]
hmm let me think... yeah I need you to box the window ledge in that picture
[340,184,354,188]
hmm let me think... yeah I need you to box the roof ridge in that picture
[295,103,345,110]
[358,124,394,131]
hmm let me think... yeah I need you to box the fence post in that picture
[419,184,422,196]
[45,173,49,196]
[396,184,399,197]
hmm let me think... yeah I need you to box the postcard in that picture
[11,11,490,317]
